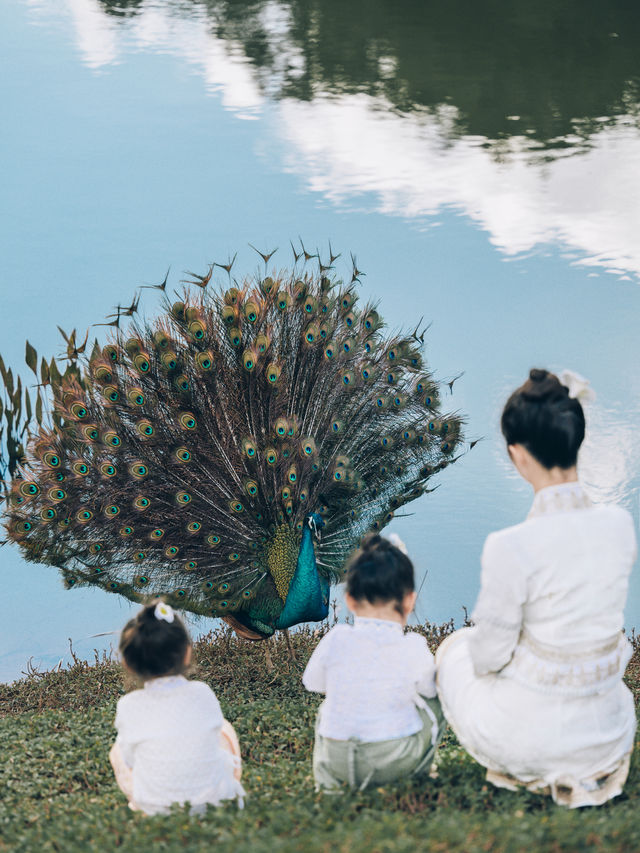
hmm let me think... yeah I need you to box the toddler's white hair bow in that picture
[154,601,175,623]
[387,532,409,555]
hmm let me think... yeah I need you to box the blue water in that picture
[1,0,639,682]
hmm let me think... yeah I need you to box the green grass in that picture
[1,625,639,853]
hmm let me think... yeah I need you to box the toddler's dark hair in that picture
[501,368,585,470]
[119,599,191,680]
[346,533,414,613]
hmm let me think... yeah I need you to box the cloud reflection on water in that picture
[32,0,640,281]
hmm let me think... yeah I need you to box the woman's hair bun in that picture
[501,368,584,469]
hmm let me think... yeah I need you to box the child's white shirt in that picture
[114,675,242,814]
[303,617,437,742]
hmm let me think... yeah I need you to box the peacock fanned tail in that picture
[2,260,464,638]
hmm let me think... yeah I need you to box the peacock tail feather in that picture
[1,257,465,638]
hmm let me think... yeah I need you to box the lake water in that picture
[1,0,639,683]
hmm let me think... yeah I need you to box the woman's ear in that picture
[402,590,417,618]
[184,645,192,666]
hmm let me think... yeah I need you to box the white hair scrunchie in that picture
[559,369,596,403]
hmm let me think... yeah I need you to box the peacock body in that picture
[1,258,464,638]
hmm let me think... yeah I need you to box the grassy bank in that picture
[1,624,639,853]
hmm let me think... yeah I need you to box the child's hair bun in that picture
[522,368,568,402]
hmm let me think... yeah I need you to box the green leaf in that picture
[49,358,62,388]
[40,357,50,386]
[25,341,38,375]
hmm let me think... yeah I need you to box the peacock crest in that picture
[1,252,465,638]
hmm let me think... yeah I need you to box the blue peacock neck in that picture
[276,516,329,629]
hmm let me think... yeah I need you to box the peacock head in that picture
[306,512,325,540]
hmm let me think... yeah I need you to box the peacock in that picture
[0,248,464,639]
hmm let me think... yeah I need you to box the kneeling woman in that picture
[436,369,636,807]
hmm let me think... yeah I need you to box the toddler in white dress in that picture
[109,600,244,815]
[303,533,445,791]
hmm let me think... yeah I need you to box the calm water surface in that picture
[1,0,639,682]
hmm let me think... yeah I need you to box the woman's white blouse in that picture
[303,617,437,742]
[114,675,241,814]
[470,482,637,695]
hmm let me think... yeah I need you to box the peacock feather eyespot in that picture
[242,350,256,371]
[48,488,67,502]
[265,447,277,465]
[174,375,190,392]
[229,327,242,348]
[71,461,89,476]
[65,576,77,587]
[207,534,220,547]
[324,344,335,360]
[188,320,206,341]
[161,351,178,371]
[228,553,239,562]
[331,420,343,433]
[43,451,61,468]
[266,363,281,383]
[103,431,121,448]
[89,543,103,554]
[14,520,33,533]
[387,371,398,384]
[175,447,191,463]
[361,368,370,381]
[287,465,298,483]
[11,495,25,506]
[53,472,65,482]
[150,528,164,540]
[59,517,71,528]
[260,276,275,295]
[380,435,394,448]
[94,364,114,383]
[135,575,150,586]
[274,417,288,438]
[20,482,40,497]
[219,599,229,607]
[176,491,191,505]
[41,507,56,521]
[304,324,319,344]
[108,581,120,590]
[203,580,215,591]
[300,436,316,456]
[242,590,253,599]
[342,370,355,386]
[299,489,308,502]
[82,425,100,442]
[229,500,244,513]
[76,509,93,524]
[333,469,343,481]
[255,333,269,354]
[165,545,179,557]
[133,353,151,374]
[281,486,291,501]
[221,305,237,326]
[152,330,170,350]
[70,402,88,420]
[104,504,120,517]
[219,582,229,593]
[179,412,197,431]
[133,552,146,563]
[127,387,145,406]
[125,336,143,356]
[184,560,197,571]
[129,462,149,479]
[196,350,214,372]
[393,394,405,408]
[134,496,150,511]
[171,301,186,321]
[244,300,260,324]
[238,439,257,463]
[375,395,389,409]
[100,463,117,478]
[244,479,258,497]
[187,521,202,533]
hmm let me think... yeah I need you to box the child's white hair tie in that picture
[154,601,175,623]
[559,369,596,403]
[387,533,409,555]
